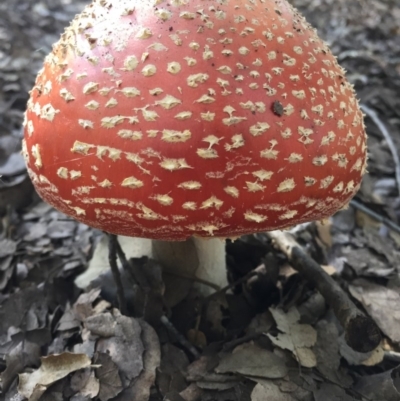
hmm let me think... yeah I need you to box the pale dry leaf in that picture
[349,279,400,343]
[73,288,102,321]
[82,373,100,398]
[267,307,317,368]
[321,265,337,276]
[18,353,91,401]
[71,368,100,398]
[251,380,295,401]
[216,343,288,379]
[362,345,384,366]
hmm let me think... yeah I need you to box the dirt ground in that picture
[0,0,400,400]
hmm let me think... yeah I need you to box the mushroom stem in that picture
[152,237,228,296]
[75,235,228,304]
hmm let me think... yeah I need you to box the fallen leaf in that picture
[313,383,355,401]
[95,310,144,386]
[314,320,352,387]
[18,353,91,401]
[0,338,41,393]
[94,352,123,401]
[73,289,102,321]
[0,239,17,258]
[267,307,317,368]
[361,345,384,366]
[216,343,288,379]
[349,279,400,343]
[251,380,295,401]
[70,367,100,399]
[119,320,161,401]
[354,366,400,401]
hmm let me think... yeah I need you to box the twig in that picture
[267,230,381,353]
[108,234,127,315]
[160,315,200,359]
[350,199,400,235]
[384,351,400,363]
[360,104,400,196]
[203,266,262,304]
[223,332,263,352]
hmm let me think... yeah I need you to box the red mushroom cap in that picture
[23,0,367,240]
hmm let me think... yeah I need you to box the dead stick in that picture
[160,315,200,359]
[267,230,381,353]
[108,234,127,315]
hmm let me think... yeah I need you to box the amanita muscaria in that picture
[23,0,367,294]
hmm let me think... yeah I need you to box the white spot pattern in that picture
[23,0,367,240]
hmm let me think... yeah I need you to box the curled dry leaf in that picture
[267,307,317,368]
[18,352,91,401]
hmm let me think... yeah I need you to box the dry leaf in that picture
[349,279,400,343]
[95,311,144,386]
[216,343,288,379]
[314,320,352,388]
[251,380,295,401]
[267,307,317,368]
[94,352,123,401]
[18,353,91,401]
[362,345,384,366]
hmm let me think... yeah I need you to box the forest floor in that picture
[0,0,399,400]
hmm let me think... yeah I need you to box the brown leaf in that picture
[267,307,317,368]
[94,352,123,401]
[120,320,161,401]
[18,353,91,401]
[96,311,144,386]
[349,279,400,343]
[216,343,288,379]
[251,380,295,401]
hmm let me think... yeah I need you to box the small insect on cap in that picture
[23,0,367,240]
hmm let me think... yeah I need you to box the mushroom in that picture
[22,0,367,297]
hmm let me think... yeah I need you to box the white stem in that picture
[75,235,227,306]
[152,237,228,295]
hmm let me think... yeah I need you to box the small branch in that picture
[108,234,127,315]
[360,104,400,196]
[267,230,381,353]
[223,332,263,352]
[160,315,200,359]
[114,238,130,269]
[350,199,400,235]
[203,266,262,304]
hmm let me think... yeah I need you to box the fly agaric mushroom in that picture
[22,0,367,295]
